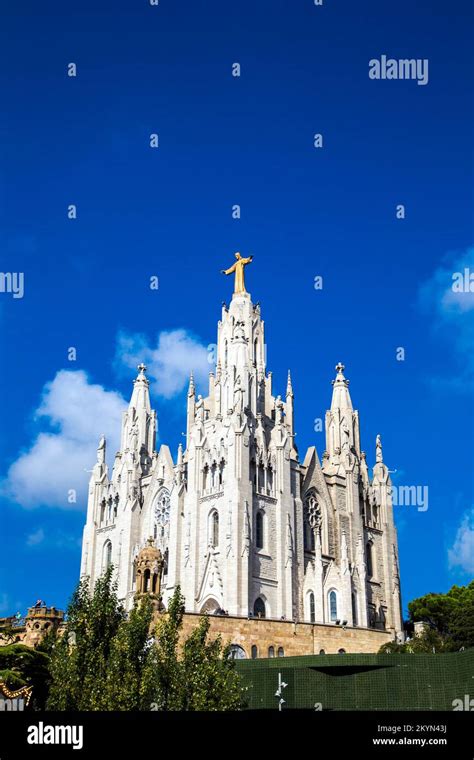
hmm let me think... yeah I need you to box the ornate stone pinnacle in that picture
[335,362,345,374]
[137,363,147,375]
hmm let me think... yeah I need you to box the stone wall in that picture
[179,612,393,657]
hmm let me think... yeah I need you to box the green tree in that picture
[47,567,125,710]
[103,595,157,711]
[181,615,243,710]
[149,587,244,711]
[379,581,474,653]
[0,643,51,709]
[47,575,244,711]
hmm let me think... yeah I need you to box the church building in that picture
[80,254,403,655]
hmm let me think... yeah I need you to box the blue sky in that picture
[0,0,472,618]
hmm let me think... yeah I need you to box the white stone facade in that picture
[80,288,403,639]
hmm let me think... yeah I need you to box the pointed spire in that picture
[286,370,294,398]
[330,362,353,411]
[129,363,151,412]
[177,442,183,466]
[188,371,195,397]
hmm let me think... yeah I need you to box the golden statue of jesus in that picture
[221,252,253,294]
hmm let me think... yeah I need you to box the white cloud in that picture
[3,370,127,510]
[448,507,474,576]
[115,328,211,399]
[26,528,45,546]
[25,526,81,550]
[418,247,474,384]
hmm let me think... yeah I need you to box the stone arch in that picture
[200,597,221,615]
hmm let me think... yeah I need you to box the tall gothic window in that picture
[268,646,275,658]
[154,490,170,549]
[308,591,316,623]
[210,510,219,548]
[203,465,209,492]
[304,519,315,552]
[366,542,374,577]
[267,466,274,494]
[251,460,257,488]
[304,492,320,552]
[251,644,258,660]
[253,597,266,618]
[103,540,112,571]
[256,511,264,550]
[329,590,338,622]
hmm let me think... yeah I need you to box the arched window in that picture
[144,568,150,592]
[203,465,209,492]
[251,645,258,660]
[256,511,264,550]
[352,591,358,626]
[268,646,275,658]
[319,649,326,655]
[308,591,316,623]
[103,540,112,570]
[329,590,338,622]
[210,511,219,548]
[224,340,228,366]
[254,337,258,365]
[277,647,284,658]
[366,542,373,577]
[338,648,346,655]
[253,597,266,618]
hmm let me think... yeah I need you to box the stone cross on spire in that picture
[335,362,345,375]
[137,363,147,375]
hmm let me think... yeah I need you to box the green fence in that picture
[235,651,474,711]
